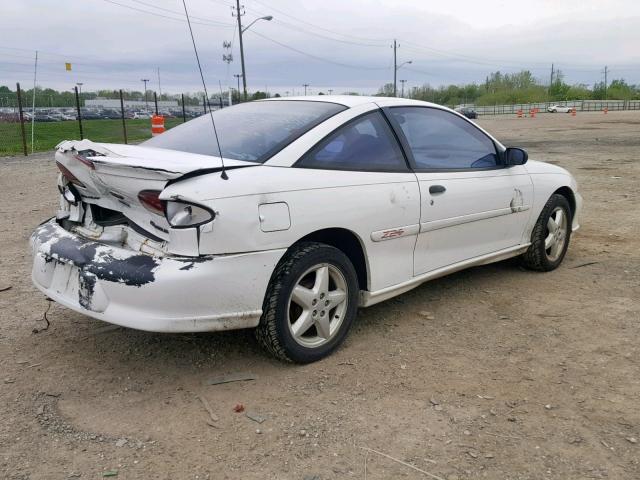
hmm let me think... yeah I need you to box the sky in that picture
[2,0,640,96]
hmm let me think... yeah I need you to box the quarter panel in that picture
[193,168,421,291]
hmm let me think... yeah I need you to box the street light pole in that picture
[394,61,412,97]
[234,0,272,101]
[303,83,309,96]
[141,78,149,113]
[234,0,247,101]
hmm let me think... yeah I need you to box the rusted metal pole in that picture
[181,93,186,123]
[16,82,28,156]
[154,91,158,115]
[119,89,128,144]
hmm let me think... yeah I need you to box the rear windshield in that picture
[143,100,346,163]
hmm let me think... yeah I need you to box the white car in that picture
[547,105,572,113]
[132,112,152,119]
[31,96,582,363]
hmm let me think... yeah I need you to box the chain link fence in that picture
[1,83,224,156]
[469,99,640,116]
[3,82,640,156]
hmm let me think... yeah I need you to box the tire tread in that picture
[255,242,328,362]
[521,194,571,271]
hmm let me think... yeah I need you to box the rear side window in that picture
[298,111,406,171]
[143,100,346,163]
[388,107,498,170]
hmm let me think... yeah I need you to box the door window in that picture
[388,107,499,170]
[298,111,406,171]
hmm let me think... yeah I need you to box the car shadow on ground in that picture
[44,257,525,376]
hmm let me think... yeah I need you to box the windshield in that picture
[143,100,346,163]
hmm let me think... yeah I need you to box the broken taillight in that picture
[74,152,95,169]
[138,190,165,215]
[56,161,86,188]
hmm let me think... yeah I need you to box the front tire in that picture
[521,194,572,271]
[255,242,359,363]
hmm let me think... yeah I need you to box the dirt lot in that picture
[1,111,639,480]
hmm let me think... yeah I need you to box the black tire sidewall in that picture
[535,195,572,270]
[272,244,359,363]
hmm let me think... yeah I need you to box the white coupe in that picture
[547,105,573,113]
[31,96,582,363]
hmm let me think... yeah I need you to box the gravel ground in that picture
[1,111,639,480]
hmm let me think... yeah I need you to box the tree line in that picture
[0,86,275,109]
[378,70,640,106]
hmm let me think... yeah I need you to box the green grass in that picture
[0,118,184,156]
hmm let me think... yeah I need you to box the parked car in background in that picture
[80,110,103,120]
[31,96,582,363]
[102,109,122,120]
[548,105,572,113]
[455,107,477,119]
[133,111,152,119]
[36,114,59,122]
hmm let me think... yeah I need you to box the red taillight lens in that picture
[74,153,95,169]
[138,190,165,215]
[56,161,86,188]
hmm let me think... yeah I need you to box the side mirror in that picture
[505,147,528,166]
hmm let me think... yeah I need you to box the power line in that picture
[247,30,389,71]
[268,17,386,47]
[129,0,232,26]
[248,0,390,44]
[100,0,233,28]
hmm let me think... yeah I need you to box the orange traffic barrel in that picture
[517,109,523,118]
[529,109,536,118]
[603,107,608,114]
[151,115,165,136]
[571,108,577,116]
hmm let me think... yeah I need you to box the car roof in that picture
[262,95,444,109]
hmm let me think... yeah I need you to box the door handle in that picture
[429,185,446,194]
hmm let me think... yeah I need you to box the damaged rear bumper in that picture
[30,219,286,332]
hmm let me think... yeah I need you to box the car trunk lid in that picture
[55,139,253,241]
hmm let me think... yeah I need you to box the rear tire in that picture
[255,242,359,363]
[521,194,572,271]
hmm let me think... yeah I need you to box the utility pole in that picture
[393,39,397,97]
[603,65,608,100]
[328,89,333,95]
[549,63,554,95]
[141,78,149,113]
[234,0,247,100]
[399,79,407,98]
[303,83,310,96]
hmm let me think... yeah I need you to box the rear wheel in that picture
[521,194,572,271]
[255,242,359,363]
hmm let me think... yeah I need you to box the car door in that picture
[385,106,533,275]
[294,110,421,291]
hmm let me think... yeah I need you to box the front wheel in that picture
[255,242,359,363]
[521,194,572,271]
